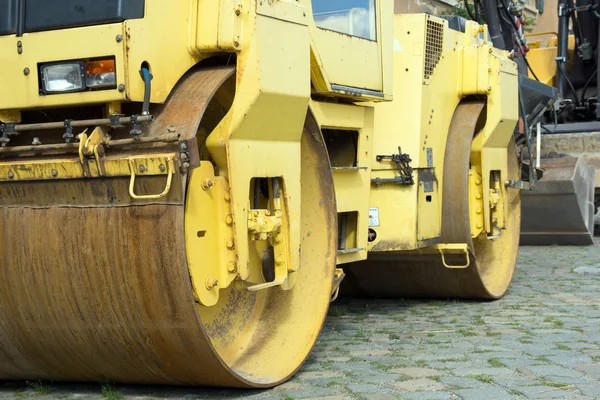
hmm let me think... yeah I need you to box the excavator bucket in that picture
[520,155,596,245]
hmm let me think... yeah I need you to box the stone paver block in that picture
[347,383,394,394]
[525,365,585,378]
[388,368,442,378]
[455,385,515,400]
[391,378,446,392]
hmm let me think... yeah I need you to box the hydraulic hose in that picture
[140,67,153,116]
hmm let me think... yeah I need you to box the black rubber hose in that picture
[579,69,597,103]
[558,63,581,104]
[140,67,153,115]
[464,0,477,21]
[16,0,25,37]
[518,84,537,184]
[483,0,507,50]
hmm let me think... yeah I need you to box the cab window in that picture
[312,0,377,41]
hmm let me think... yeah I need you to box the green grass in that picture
[27,381,52,396]
[488,358,504,367]
[100,383,123,400]
[15,391,27,400]
[373,362,393,371]
[389,333,400,340]
[355,329,367,338]
[415,359,428,367]
[457,329,477,337]
[328,306,346,317]
[470,374,493,383]
[555,343,570,350]
[540,380,572,388]
[544,317,564,328]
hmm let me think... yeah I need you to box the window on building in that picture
[312,0,377,41]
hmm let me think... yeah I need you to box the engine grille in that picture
[423,18,444,83]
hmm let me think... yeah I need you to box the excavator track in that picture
[341,101,521,300]
[0,67,337,388]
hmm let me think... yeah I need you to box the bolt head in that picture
[276,255,285,266]
[8,171,14,179]
[139,165,146,173]
[159,164,166,172]
[202,178,215,190]
[180,142,188,151]
[205,277,219,290]
[225,215,233,225]
[116,34,123,43]
[224,192,231,202]
[17,48,22,54]
[118,84,126,92]
[51,169,58,177]
[274,234,283,244]
[23,68,30,76]
[226,239,235,249]
[227,262,237,273]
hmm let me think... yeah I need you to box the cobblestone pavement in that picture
[1,243,600,400]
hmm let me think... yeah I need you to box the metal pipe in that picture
[0,134,179,155]
[272,178,280,199]
[338,213,347,251]
[557,0,570,98]
[16,0,24,37]
[536,122,541,169]
[7,115,154,133]
[254,178,261,209]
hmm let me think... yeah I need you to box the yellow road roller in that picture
[0,0,522,389]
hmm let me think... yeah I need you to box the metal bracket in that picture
[505,180,532,190]
[372,147,415,186]
[63,120,74,143]
[0,124,14,147]
[246,177,293,292]
[130,115,142,139]
[77,127,112,177]
[330,268,346,302]
[109,114,125,128]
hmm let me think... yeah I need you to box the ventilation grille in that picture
[424,19,444,82]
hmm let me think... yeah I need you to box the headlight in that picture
[85,60,117,89]
[41,62,85,94]
[39,58,117,95]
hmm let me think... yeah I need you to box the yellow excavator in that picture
[0,0,532,389]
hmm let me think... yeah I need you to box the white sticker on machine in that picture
[369,208,380,227]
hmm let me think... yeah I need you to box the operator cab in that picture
[309,0,393,101]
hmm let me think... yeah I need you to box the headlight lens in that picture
[41,63,85,93]
[85,60,117,88]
